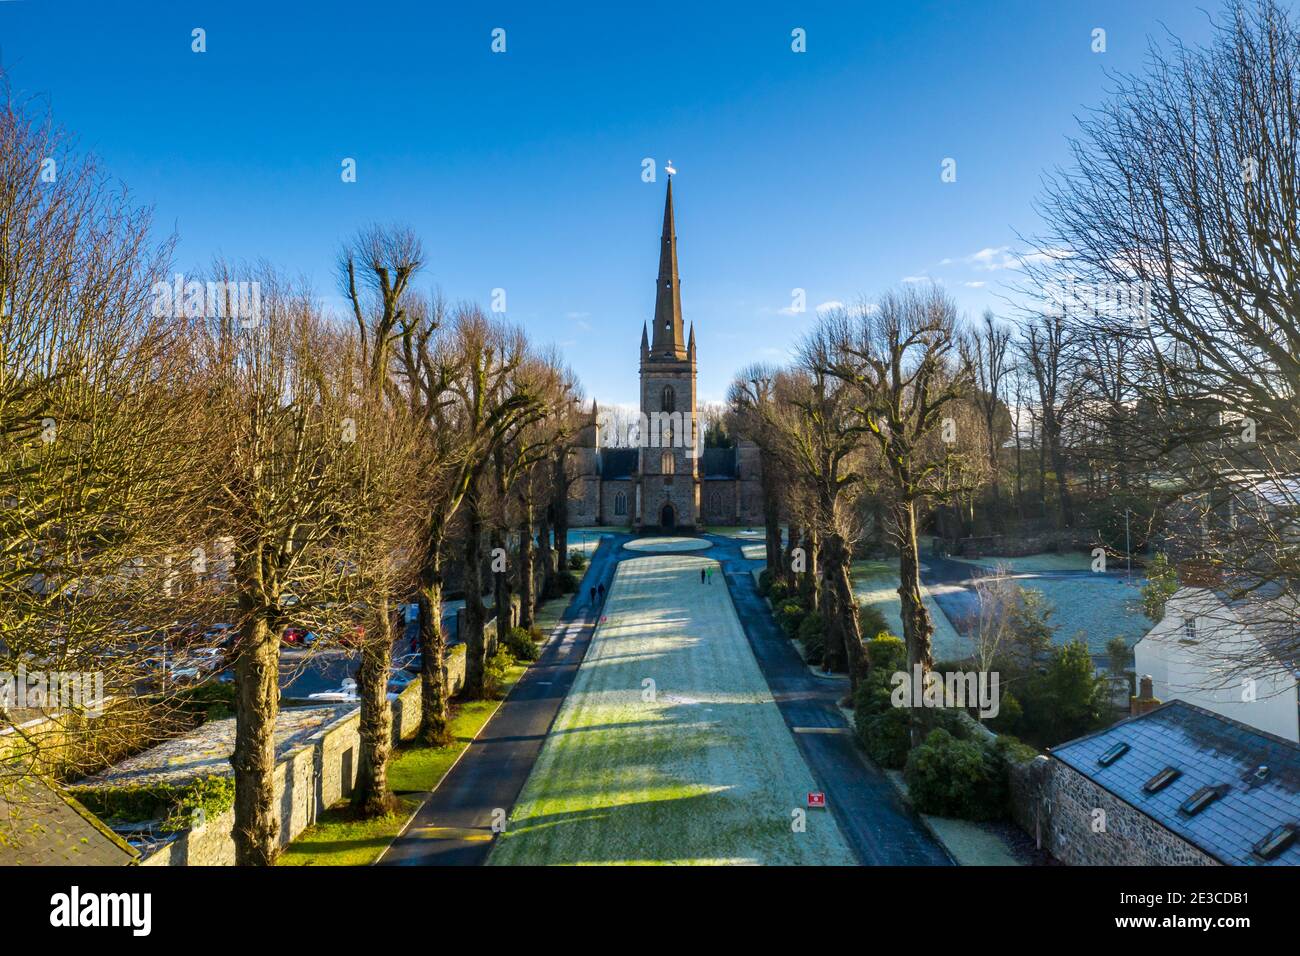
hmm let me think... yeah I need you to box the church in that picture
[568,178,764,531]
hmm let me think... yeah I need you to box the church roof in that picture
[702,447,737,478]
[600,448,638,480]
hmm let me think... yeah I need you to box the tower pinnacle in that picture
[651,178,685,358]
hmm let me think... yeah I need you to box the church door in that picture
[660,503,675,530]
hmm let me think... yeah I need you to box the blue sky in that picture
[1,0,1220,406]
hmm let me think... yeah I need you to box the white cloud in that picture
[815,300,844,314]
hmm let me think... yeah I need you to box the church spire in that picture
[651,177,685,357]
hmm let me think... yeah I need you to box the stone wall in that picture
[700,481,736,525]
[599,479,634,527]
[142,653,465,866]
[1003,752,1219,866]
[955,529,1099,558]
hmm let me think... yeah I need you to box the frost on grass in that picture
[489,553,856,866]
[851,560,965,661]
[621,536,713,553]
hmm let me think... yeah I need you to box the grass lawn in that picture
[278,662,526,866]
[949,552,1100,573]
[740,543,766,561]
[1018,577,1149,654]
[532,595,569,636]
[851,559,966,661]
[701,526,766,537]
[489,553,855,865]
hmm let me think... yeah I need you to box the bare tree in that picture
[191,266,370,864]
[1031,0,1300,666]
[821,287,976,742]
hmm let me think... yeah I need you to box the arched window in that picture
[662,385,675,414]
[661,450,675,475]
[614,491,627,516]
[710,491,722,514]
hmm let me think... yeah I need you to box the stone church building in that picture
[567,179,764,531]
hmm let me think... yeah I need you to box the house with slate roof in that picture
[1134,585,1300,741]
[1046,699,1300,866]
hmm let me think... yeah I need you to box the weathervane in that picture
[664,160,677,177]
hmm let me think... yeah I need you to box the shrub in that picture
[484,646,516,699]
[555,570,579,595]
[757,568,773,596]
[568,552,588,571]
[858,604,891,642]
[860,708,911,769]
[1141,552,1178,623]
[502,626,539,662]
[798,612,825,665]
[71,775,236,833]
[903,728,1007,821]
[767,580,789,604]
[775,599,807,637]
[866,635,907,673]
[986,689,1023,735]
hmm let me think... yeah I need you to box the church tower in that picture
[637,176,699,530]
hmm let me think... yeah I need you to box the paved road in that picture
[704,534,953,866]
[378,539,619,866]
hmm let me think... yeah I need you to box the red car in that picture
[281,626,309,646]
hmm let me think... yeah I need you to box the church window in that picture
[661,451,675,475]
[614,491,627,516]
[662,385,675,413]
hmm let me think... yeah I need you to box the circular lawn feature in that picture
[622,536,712,553]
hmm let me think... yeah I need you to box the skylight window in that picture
[1180,785,1227,816]
[1097,743,1130,767]
[1143,767,1181,793]
[1253,824,1297,861]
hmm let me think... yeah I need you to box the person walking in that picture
[707,566,714,585]
[589,585,596,606]
[597,582,605,603]
[700,567,706,585]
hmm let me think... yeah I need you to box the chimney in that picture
[1131,674,1161,716]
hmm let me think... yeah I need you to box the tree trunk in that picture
[803,526,819,611]
[463,489,488,698]
[417,531,450,746]
[894,498,935,747]
[826,531,865,693]
[518,503,535,631]
[551,452,566,572]
[1047,419,1075,529]
[491,527,510,636]
[785,521,800,586]
[816,532,844,671]
[353,594,396,817]
[762,462,782,571]
[536,507,552,596]
[231,611,280,865]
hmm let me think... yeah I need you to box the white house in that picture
[1134,586,1300,742]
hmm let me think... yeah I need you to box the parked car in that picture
[281,626,310,646]
[191,647,226,672]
